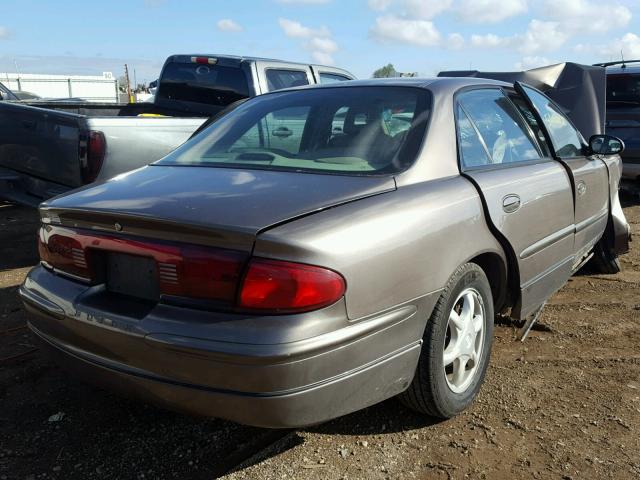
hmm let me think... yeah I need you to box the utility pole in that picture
[133,68,137,92]
[124,64,134,103]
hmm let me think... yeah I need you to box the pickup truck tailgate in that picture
[0,102,84,188]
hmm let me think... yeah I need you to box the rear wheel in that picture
[399,263,494,418]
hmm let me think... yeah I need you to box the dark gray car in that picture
[20,78,630,427]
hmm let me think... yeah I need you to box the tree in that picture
[372,64,398,78]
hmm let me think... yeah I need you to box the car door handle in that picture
[502,194,521,213]
[272,127,293,138]
[22,120,36,130]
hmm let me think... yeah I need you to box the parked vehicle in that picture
[594,60,640,181]
[0,55,354,206]
[21,78,630,428]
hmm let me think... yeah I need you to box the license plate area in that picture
[106,253,159,302]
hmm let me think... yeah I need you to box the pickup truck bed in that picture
[0,100,206,205]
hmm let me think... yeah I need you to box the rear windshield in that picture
[606,73,640,108]
[157,62,250,106]
[157,86,431,175]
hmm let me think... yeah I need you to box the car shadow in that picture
[620,180,640,206]
[0,201,40,271]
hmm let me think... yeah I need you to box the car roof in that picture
[274,76,513,94]
[606,65,640,74]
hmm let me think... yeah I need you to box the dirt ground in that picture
[1,193,639,480]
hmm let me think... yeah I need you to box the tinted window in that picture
[457,105,491,168]
[266,69,309,91]
[522,86,584,158]
[157,62,250,106]
[319,73,350,84]
[458,89,543,165]
[606,73,640,108]
[159,87,431,175]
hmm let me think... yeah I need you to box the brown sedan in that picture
[21,78,630,427]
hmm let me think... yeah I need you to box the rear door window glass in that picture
[521,86,584,158]
[319,73,351,84]
[266,69,309,92]
[457,105,491,168]
[458,89,543,165]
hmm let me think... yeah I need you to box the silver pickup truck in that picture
[0,54,354,205]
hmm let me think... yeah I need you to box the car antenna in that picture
[621,50,626,69]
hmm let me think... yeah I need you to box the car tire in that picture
[590,238,621,274]
[399,263,494,419]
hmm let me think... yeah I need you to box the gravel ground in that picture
[0,192,638,480]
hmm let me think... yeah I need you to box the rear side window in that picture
[521,86,584,158]
[266,69,309,91]
[319,73,350,84]
[457,89,543,166]
[606,73,640,108]
[158,62,250,106]
[159,86,431,175]
[456,105,491,168]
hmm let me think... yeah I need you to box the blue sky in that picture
[0,0,639,83]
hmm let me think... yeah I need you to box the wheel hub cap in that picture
[443,288,485,394]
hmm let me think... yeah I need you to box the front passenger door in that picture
[516,83,610,262]
[456,88,575,319]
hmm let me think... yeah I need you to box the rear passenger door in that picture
[456,87,575,319]
[516,83,610,261]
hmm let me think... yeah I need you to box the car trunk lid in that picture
[41,165,396,252]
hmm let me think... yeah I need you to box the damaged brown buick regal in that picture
[20,76,630,428]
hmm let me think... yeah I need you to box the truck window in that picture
[319,73,350,84]
[266,69,309,92]
[157,62,250,106]
[606,73,640,108]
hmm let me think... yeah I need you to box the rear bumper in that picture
[21,266,435,428]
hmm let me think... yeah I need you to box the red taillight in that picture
[38,230,92,280]
[38,226,345,313]
[239,258,346,313]
[191,56,217,65]
[157,245,245,302]
[81,131,105,184]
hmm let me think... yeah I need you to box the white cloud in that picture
[543,0,631,34]
[368,0,393,10]
[470,33,508,48]
[458,0,527,24]
[515,56,553,70]
[370,15,441,47]
[216,19,243,32]
[519,20,568,55]
[276,0,331,3]
[402,0,453,20]
[277,18,337,65]
[0,27,10,40]
[367,0,452,19]
[597,33,640,59]
[469,20,568,55]
[278,18,330,38]
[447,33,465,50]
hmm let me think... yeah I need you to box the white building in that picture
[0,72,118,103]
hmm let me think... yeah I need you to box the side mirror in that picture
[589,134,625,156]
